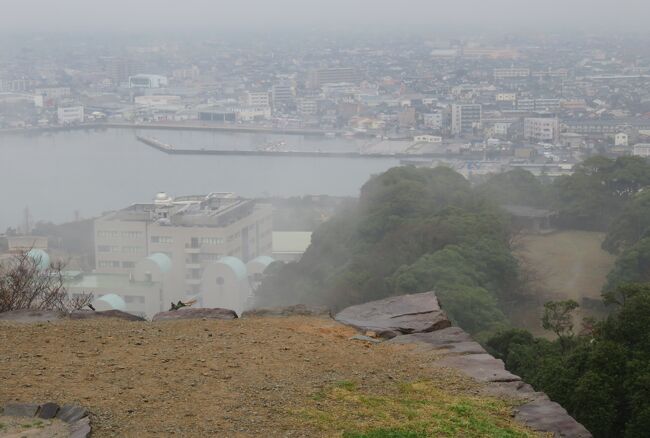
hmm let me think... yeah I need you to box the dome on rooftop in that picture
[94,294,126,311]
[154,192,173,205]
[145,253,172,273]
[26,249,50,271]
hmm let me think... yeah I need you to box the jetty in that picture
[136,135,439,159]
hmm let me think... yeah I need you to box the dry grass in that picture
[0,317,539,437]
[512,230,616,335]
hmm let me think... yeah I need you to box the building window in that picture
[200,237,223,245]
[97,231,120,238]
[151,236,173,244]
[122,231,143,239]
[122,246,143,254]
[98,260,120,268]
[122,261,135,269]
[97,245,119,253]
[201,253,222,262]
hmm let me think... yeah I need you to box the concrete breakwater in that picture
[136,134,438,159]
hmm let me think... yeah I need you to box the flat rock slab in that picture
[152,308,238,321]
[334,291,451,338]
[388,327,487,354]
[0,309,64,323]
[515,399,592,437]
[56,405,87,423]
[37,402,60,419]
[434,353,521,383]
[482,381,543,402]
[2,403,40,417]
[69,310,145,321]
[69,416,92,438]
[242,304,331,318]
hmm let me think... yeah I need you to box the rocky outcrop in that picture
[0,309,64,323]
[388,327,487,355]
[334,291,451,338]
[152,307,238,321]
[1,402,90,437]
[69,309,146,321]
[338,291,592,437]
[242,304,331,318]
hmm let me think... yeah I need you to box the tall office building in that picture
[451,104,482,136]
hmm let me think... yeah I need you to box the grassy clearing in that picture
[298,380,539,438]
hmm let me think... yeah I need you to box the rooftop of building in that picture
[99,192,263,228]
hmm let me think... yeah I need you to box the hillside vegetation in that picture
[258,166,521,336]
[259,156,650,437]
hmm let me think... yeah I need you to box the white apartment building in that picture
[493,122,512,136]
[633,143,650,158]
[451,104,482,136]
[57,106,84,124]
[297,98,318,115]
[245,91,270,107]
[413,135,442,143]
[496,93,517,102]
[95,192,273,302]
[494,68,530,80]
[35,87,71,99]
[236,106,272,121]
[615,133,629,147]
[271,84,295,107]
[524,117,559,143]
[128,74,168,89]
[423,112,443,130]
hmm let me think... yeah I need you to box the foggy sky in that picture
[2,0,650,34]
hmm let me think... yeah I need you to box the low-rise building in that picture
[57,106,84,124]
[524,117,559,143]
[633,143,650,157]
[94,192,273,307]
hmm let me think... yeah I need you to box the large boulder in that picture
[69,309,145,321]
[241,304,331,318]
[152,307,238,321]
[0,309,64,323]
[334,291,450,338]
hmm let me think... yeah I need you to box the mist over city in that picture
[2,1,650,437]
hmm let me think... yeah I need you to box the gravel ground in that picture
[0,317,531,437]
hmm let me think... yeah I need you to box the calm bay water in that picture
[0,128,398,229]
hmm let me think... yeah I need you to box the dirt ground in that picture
[0,416,68,437]
[513,230,616,335]
[0,317,536,437]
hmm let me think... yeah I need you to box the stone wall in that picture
[334,291,592,438]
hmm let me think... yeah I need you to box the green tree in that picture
[541,299,579,350]
[603,190,650,253]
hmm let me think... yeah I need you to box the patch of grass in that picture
[20,420,45,429]
[334,380,357,391]
[297,380,538,437]
[343,428,428,438]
